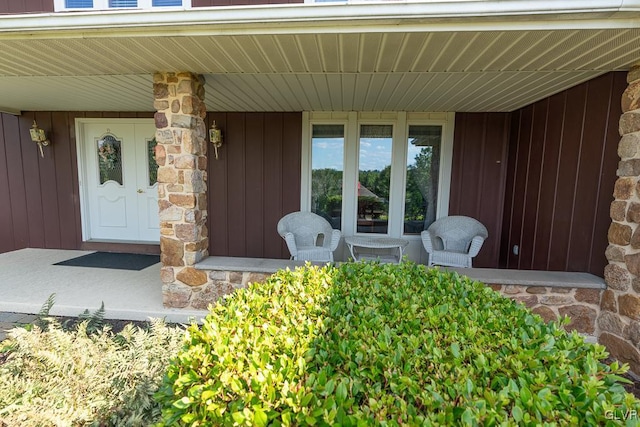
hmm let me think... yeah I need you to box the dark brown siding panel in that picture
[501,72,625,276]
[263,114,286,258]
[0,111,160,255]
[51,111,80,249]
[207,112,302,259]
[568,75,611,271]
[244,113,265,257]
[499,110,522,268]
[531,92,566,270]
[2,115,30,250]
[0,115,15,253]
[208,113,229,256]
[450,112,510,268]
[592,73,628,271]
[34,112,62,249]
[0,0,53,13]
[282,113,302,215]
[226,113,247,257]
[20,113,46,248]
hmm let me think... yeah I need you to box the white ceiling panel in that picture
[0,23,637,113]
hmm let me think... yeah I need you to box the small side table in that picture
[344,236,409,264]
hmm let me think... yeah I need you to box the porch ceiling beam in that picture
[0,0,639,40]
[0,106,21,115]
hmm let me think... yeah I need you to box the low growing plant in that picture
[0,318,185,426]
[156,261,640,426]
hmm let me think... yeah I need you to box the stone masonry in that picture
[602,63,640,374]
[490,285,601,336]
[153,72,211,308]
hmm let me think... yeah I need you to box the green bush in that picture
[156,262,640,426]
[0,319,184,426]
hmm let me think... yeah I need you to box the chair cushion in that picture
[296,246,333,262]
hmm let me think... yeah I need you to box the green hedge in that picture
[156,262,640,426]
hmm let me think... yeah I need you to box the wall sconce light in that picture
[29,120,50,158]
[209,120,223,160]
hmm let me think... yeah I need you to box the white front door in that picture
[80,120,159,243]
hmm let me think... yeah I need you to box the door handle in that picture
[137,189,144,193]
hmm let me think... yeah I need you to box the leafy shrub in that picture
[156,262,640,426]
[0,319,184,426]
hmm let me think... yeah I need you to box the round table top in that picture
[344,236,409,249]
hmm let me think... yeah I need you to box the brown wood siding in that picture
[501,72,626,276]
[0,111,154,254]
[449,112,511,268]
[0,0,53,13]
[207,112,301,259]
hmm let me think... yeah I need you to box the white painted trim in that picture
[438,112,455,220]
[75,117,155,243]
[3,1,640,38]
[389,112,407,239]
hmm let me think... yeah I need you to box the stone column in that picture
[601,64,640,373]
[153,72,209,308]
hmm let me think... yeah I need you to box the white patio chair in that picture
[277,211,341,262]
[421,216,488,268]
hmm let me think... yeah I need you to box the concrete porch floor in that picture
[0,248,207,325]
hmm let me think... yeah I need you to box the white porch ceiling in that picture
[0,5,639,113]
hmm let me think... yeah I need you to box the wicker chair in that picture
[277,211,341,262]
[421,216,488,268]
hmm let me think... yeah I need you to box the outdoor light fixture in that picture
[29,120,50,158]
[209,120,223,160]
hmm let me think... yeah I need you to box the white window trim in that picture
[54,0,191,12]
[301,111,454,241]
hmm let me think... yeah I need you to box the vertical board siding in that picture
[501,72,625,276]
[207,112,301,259]
[450,112,510,268]
[0,111,153,254]
[0,0,53,13]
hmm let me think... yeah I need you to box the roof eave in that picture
[0,0,639,38]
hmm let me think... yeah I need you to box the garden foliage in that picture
[157,262,640,426]
[0,319,184,426]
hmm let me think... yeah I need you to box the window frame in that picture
[54,0,191,11]
[301,111,455,242]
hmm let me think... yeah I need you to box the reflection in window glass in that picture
[404,125,442,234]
[97,134,123,185]
[109,0,137,6]
[66,0,93,6]
[311,125,344,230]
[358,125,392,234]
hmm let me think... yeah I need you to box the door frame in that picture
[75,117,157,243]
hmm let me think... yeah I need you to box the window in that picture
[302,112,454,251]
[404,125,442,234]
[65,0,93,7]
[109,0,137,7]
[311,124,344,230]
[57,0,189,10]
[357,124,392,234]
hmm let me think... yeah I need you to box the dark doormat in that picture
[54,252,161,271]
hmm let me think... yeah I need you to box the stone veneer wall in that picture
[153,72,212,308]
[490,285,601,336]
[602,64,640,374]
[175,263,603,334]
